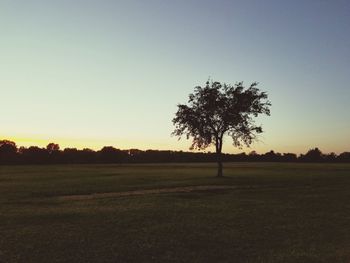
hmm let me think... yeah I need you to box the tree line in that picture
[0,140,349,165]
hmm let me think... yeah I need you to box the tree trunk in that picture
[216,138,223,177]
[217,152,223,177]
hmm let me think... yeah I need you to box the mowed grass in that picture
[1,163,350,263]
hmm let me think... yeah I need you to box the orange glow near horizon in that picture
[1,133,346,155]
[1,135,101,150]
[0,134,192,152]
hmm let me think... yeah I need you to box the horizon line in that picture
[1,138,348,156]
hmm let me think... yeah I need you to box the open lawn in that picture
[1,163,350,262]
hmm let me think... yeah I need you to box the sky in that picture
[1,0,349,154]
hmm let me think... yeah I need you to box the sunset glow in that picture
[1,1,349,154]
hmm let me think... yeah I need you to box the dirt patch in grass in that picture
[57,185,243,201]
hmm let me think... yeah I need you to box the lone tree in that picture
[172,80,271,177]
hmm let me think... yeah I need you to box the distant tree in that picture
[324,152,337,162]
[263,150,281,162]
[172,80,271,176]
[249,150,258,156]
[0,140,17,153]
[46,143,61,163]
[63,148,79,163]
[338,152,350,162]
[21,146,49,164]
[282,153,297,162]
[0,140,18,164]
[301,148,324,162]
[80,148,96,163]
[98,146,128,163]
[46,143,60,154]
[248,150,259,162]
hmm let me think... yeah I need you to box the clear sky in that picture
[1,0,349,154]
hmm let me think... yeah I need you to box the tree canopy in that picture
[172,80,271,176]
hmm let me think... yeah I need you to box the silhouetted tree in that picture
[282,153,298,162]
[263,150,281,162]
[338,152,350,162]
[98,146,128,163]
[172,80,271,176]
[324,152,337,162]
[46,143,61,163]
[301,148,324,162]
[63,148,80,163]
[46,143,60,154]
[0,140,18,164]
[20,146,49,164]
[248,150,259,162]
[1,138,349,165]
[80,148,96,163]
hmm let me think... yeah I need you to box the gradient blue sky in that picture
[1,0,349,153]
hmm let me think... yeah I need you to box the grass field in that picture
[1,163,350,263]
